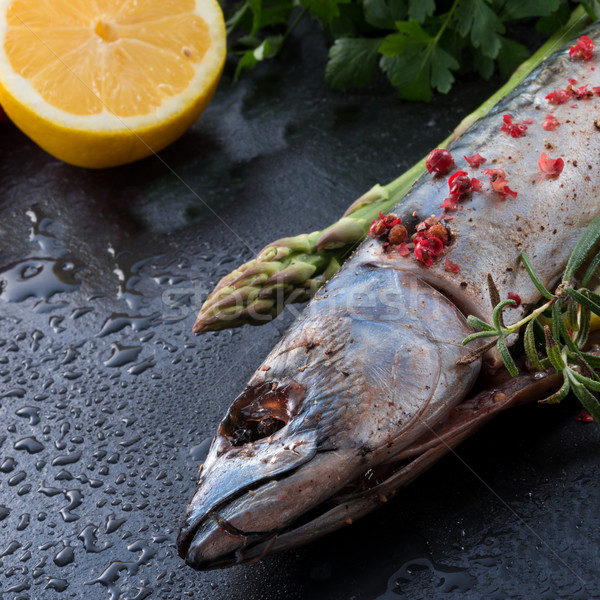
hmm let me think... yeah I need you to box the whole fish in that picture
[178,25,600,569]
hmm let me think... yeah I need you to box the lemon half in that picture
[0,0,226,168]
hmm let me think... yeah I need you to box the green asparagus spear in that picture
[194,7,590,333]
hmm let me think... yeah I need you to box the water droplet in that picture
[44,577,68,592]
[387,556,475,595]
[71,306,94,319]
[84,540,156,599]
[16,513,30,531]
[0,540,21,558]
[15,405,41,425]
[105,514,127,534]
[127,359,155,375]
[0,457,16,473]
[128,584,154,600]
[96,312,160,337]
[51,451,82,467]
[14,436,44,454]
[0,257,80,302]
[103,343,142,368]
[8,470,26,486]
[78,524,112,553]
[30,329,44,351]
[53,544,75,567]
[59,489,83,523]
[49,315,67,333]
[26,207,63,255]
[1,388,26,399]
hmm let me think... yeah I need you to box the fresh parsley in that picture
[223,0,599,101]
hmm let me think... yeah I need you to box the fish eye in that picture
[219,380,305,448]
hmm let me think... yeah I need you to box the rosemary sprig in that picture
[460,216,600,425]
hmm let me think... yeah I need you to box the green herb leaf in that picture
[500,0,561,20]
[569,368,600,392]
[572,353,599,381]
[524,318,544,370]
[564,214,600,283]
[565,287,600,318]
[456,0,505,59]
[300,0,351,24]
[496,36,530,79]
[325,37,383,89]
[363,0,408,30]
[566,295,578,331]
[473,49,495,79]
[259,2,297,29]
[540,375,570,404]
[380,20,459,101]
[491,299,516,330]
[519,252,554,299]
[234,49,258,80]
[582,249,600,287]
[497,334,519,376]
[466,315,496,332]
[248,0,263,36]
[579,351,600,369]
[566,370,600,424]
[551,301,562,345]
[408,0,435,23]
[430,45,460,94]
[576,306,591,348]
[234,35,284,80]
[536,3,572,35]
[225,0,585,99]
[380,19,432,53]
[544,325,566,372]
[553,301,580,353]
[462,330,499,345]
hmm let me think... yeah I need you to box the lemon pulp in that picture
[0,0,226,167]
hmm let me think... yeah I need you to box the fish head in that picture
[178,266,480,569]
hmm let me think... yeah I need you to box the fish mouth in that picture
[177,447,362,570]
[176,435,453,570]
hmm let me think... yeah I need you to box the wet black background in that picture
[0,16,598,600]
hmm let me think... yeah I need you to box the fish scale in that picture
[178,24,600,569]
[372,49,600,328]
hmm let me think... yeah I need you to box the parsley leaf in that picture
[380,19,432,55]
[325,37,383,88]
[225,0,588,103]
[380,20,459,101]
[456,0,505,59]
[248,0,262,36]
[258,2,297,29]
[299,0,352,24]
[496,36,529,80]
[408,0,436,23]
[329,3,373,37]
[536,3,573,34]
[363,0,408,30]
[500,0,561,20]
[473,49,495,79]
[235,35,284,80]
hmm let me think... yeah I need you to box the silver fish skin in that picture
[178,24,600,570]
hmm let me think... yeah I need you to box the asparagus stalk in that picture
[194,8,591,333]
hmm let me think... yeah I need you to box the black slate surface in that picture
[0,18,598,600]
